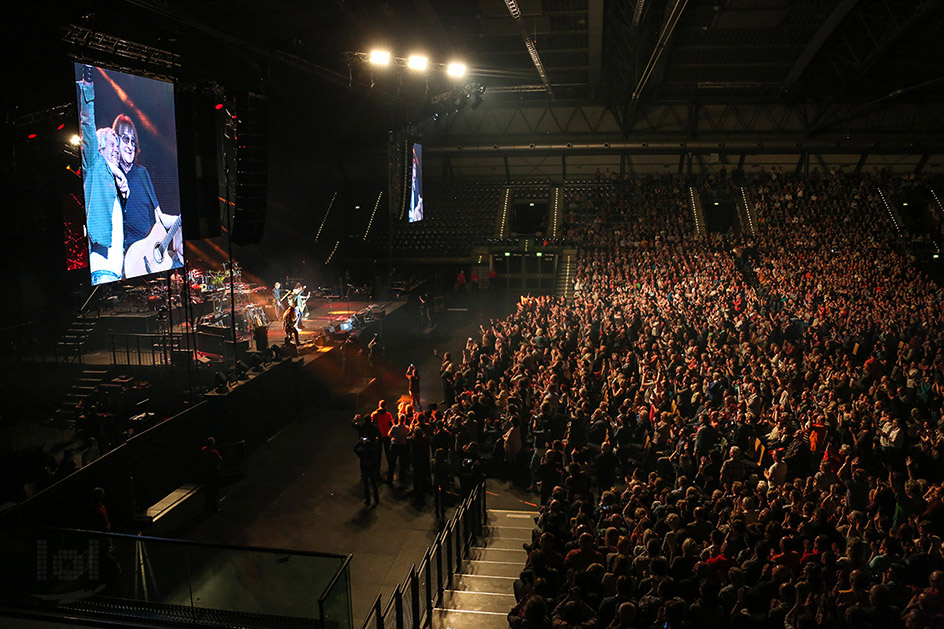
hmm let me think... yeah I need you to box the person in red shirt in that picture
[371,400,394,477]
[87,487,110,531]
[706,542,737,579]
[201,437,224,513]
[564,532,604,574]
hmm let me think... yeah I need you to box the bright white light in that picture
[407,56,428,71]
[369,50,391,65]
[446,63,467,77]
[70,134,81,145]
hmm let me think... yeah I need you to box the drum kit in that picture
[190,263,273,334]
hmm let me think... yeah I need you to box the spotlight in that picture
[57,123,65,131]
[214,103,224,110]
[446,62,466,77]
[69,135,80,145]
[407,55,428,71]
[27,133,37,140]
[213,371,230,393]
[369,50,391,65]
[235,360,251,379]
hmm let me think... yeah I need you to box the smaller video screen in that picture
[408,143,424,223]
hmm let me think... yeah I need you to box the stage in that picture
[73,298,407,366]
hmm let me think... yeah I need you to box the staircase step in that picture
[440,590,516,614]
[483,537,531,551]
[431,608,509,629]
[468,547,527,563]
[485,526,532,541]
[487,509,539,528]
[459,560,522,579]
[452,574,517,594]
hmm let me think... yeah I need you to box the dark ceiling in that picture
[6,0,944,144]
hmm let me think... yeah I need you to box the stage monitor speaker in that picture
[280,343,298,358]
[253,325,268,351]
[221,92,268,246]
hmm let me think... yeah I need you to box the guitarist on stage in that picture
[282,301,300,346]
[113,113,183,277]
[291,284,311,330]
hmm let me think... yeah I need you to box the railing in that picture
[3,527,352,629]
[110,332,184,365]
[360,482,487,629]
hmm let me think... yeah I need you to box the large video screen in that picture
[74,63,183,285]
[409,143,424,223]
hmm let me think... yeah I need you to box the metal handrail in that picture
[358,482,486,629]
[44,527,350,560]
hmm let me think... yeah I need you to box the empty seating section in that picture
[369,181,502,258]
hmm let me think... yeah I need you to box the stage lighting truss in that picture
[346,51,468,78]
[63,25,180,73]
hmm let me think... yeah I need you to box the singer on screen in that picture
[78,74,127,285]
[114,113,183,277]
[409,145,423,223]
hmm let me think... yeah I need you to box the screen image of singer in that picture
[74,62,184,286]
[408,143,423,223]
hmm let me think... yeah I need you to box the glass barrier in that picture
[319,555,352,629]
[11,528,350,628]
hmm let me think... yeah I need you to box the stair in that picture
[56,315,99,362]
[495,188,513,239]
[432,508,535,629]
[877,188,905,239]
[50,368,110,428]
[549,187,563,239]
[738,186,758,236]
[554,249,577,303]
[689,186,707,237]
[471,264,490,290]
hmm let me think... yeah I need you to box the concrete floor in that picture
[172,291,535,628]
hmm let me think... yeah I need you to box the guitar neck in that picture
[159,215,182,251]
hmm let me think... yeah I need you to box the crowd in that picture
[358,170,944,628]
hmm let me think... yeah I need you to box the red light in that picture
[27,133,37,139]
[215,103,224,110]
[57,123,65,130]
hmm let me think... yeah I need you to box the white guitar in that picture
[124,214,182,278]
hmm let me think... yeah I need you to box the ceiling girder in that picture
[808,0,940,129]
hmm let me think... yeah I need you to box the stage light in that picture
[447,62,466,77]
[27,133,37,139]
[70,135,81,145]
[215,103,224,110]
[407,55,428,71]
[504,252,510,256]
[57,123,66,131]
[536,252,543,257]
[369,50,391,65]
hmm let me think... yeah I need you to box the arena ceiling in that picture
[7,0,944,154]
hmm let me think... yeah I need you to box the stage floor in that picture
[264,298,406,346]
